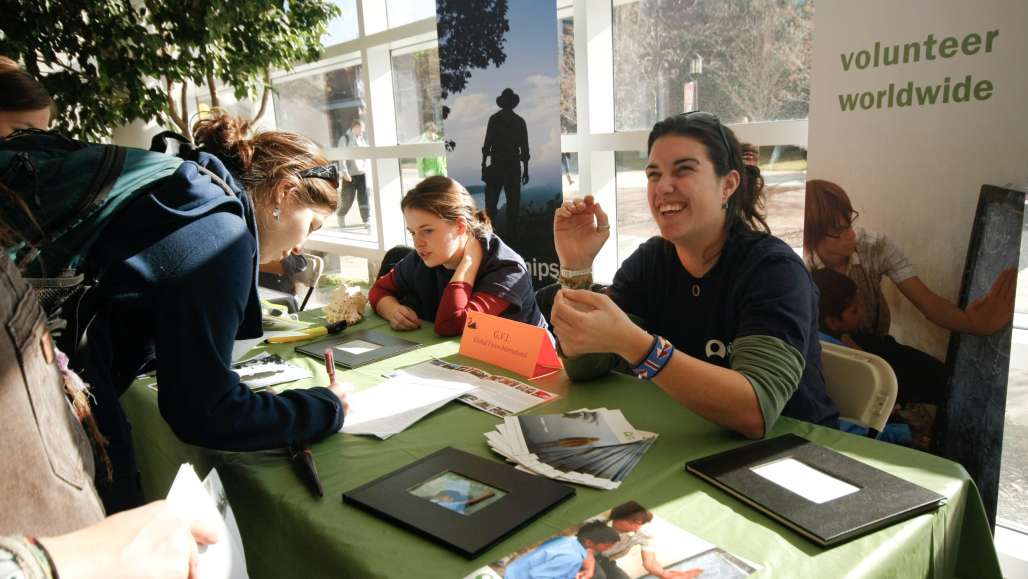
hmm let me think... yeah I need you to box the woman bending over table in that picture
[370,176,545,336]
[549,113,838,439]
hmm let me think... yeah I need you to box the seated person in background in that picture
[813,268,947,407]
[504,521,620,579]
[550,113,838,439]
[370,176,545,336]
[587,502,700,579]
[258,252,310,295]
[804,179,1015,339]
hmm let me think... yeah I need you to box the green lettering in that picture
[877,88,887,108]
[839,93,860,111]
[915,83,941,105]
[859,92,875,109]
[962,33,982,55]
[856,50,871,69]
[925,33,938,60]
[985,29,999,52]
[897,81,913,107]
[903,41,921,63]
[939,36,959,58]
[840,52,855,71]
[974,79,994,100]
[896,81,912,106]
[953,75,973,102]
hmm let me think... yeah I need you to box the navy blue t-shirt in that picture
[610,232,838,427]
[390,233,545,328]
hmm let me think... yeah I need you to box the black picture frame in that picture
[343,447,575,558]
[295,329,422,368]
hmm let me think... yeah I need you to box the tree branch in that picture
[165,77,188,134]
[252,68,272,123]
[207,71,219,107]
[180,81,189,135]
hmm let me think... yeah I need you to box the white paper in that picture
[232,354,311,389]
[340,374,475,437]
[750,457,860,504]
[334,339,381,355]
[390,360,559,417]
[166,464,249,579]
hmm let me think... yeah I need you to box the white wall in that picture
[808,0,1028,358]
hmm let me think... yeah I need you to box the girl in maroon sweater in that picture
[370,176,544,336]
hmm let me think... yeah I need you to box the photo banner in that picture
[435,0,562,287]
[807,0,1028,525]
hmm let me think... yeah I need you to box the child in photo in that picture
[370,176,546,336]
[503,521,620,579]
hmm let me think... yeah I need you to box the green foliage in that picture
[0,0,340,141]
[436,0,509,104]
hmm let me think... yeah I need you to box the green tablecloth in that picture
[122,315,1001,578]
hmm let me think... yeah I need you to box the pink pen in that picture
[324,348,336,385]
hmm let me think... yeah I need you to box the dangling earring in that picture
[721,199,728,209]
[273,206,281,221]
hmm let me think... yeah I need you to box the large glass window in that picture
[612,0,814,131]
[273,62,365,149]
[614,150,654,264]
[386,0,437,28]
[757,143,807,248]
[323,0,360,46]
[391,45,444,145]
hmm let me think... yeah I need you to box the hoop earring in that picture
[273,207,281,221]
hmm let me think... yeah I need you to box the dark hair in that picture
[647,114,768,236]
[576,521,620,545]
[609,500,654,524]
[192,109,338,214]
[804,179,859,260]
[401,176,492,238]
[811,268,858,333]
[0,56,53,112]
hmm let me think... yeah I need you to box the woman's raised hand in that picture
[554,195,609,270]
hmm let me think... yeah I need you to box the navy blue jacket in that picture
[611,232,838,427]
[81,153,343,450]
[391,232,546,328]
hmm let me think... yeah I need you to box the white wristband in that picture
[559,267,592,278]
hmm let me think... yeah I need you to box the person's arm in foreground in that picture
[38,500,219,579]
[897,268,1015,336]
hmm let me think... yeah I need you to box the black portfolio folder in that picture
[343,447,575,558]
[686,434,946,547]
[295,329,421,368]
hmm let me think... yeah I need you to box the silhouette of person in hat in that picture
[482,88,530,238]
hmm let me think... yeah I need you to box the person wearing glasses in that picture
[2,110,351,512]
[804,179,1014,339]
[548,112,837,439]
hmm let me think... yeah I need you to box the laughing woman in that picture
[370,176,545,336]
[549,113,837,438]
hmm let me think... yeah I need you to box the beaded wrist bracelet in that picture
[631,334,674,380]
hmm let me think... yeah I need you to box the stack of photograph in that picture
[485,408,656,490]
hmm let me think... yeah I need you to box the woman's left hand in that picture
[965,267,1017,335]
[551,289,647,358]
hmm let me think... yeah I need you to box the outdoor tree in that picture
[0,0,339,141]
[436,0,510,124]
[610,0,813,127]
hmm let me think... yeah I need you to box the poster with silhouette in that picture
[436,0,562,287]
